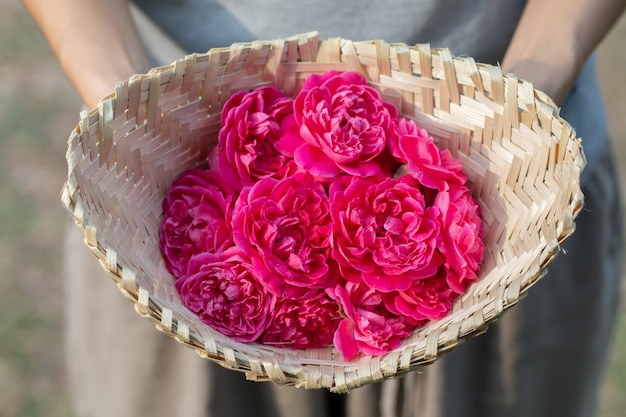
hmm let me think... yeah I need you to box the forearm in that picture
[22,0,150,108]
[502,0,626,106]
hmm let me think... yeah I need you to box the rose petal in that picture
[361,271,413,292]
[294,143,340,177]
[274,114,303,157]
[334,319,360,360]
[337,160,382,177]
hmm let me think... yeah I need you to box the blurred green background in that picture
[1,0,625,416]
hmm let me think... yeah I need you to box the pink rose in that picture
[434,185,485,293]
[330,174,444,292]
[276,71,397,179]
[175,249,275,342]
[260,290,340,349]
[210,85,299,191]
[389,118,467,192]
[331,282,414,360]
[232,172,335,299]
[383,271,457,325]
[160,169,236,278]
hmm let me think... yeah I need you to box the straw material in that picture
[61,32,585,393]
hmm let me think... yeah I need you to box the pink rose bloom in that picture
[331,281,414,360]
[260,290,340,349]
[434,185,485,293]
[330,174,444,292]
[210,85,299,191]
[232,172,335,299]
[276,71,397,179]
[383,271,457,325]
[175,249,275,342]
[389,118,467,192]
[160,169,236,278]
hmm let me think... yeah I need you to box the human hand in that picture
[501,0,625,107]
[22,0,150,109]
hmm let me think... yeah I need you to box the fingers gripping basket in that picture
[61,32,585,393]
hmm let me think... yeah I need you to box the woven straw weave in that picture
[61,32,585,393]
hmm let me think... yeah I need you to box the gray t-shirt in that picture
[132,0,525,63]
[131,0,607,183]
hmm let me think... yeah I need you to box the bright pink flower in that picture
[210,85,299,190]
[383,271,457,325]
[330,281,414,360]
[160,70,487,356]
[434,185,485,293]
[232,172,335,299]
[260,290,340,349]
[389,118,466,192]
[175,249,275,342]
[160,169,236,278]
[330,174,444,292]
[276,71,397,179]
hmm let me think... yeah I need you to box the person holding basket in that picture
[22,1,626,416]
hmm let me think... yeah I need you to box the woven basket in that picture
[61,32,585,393]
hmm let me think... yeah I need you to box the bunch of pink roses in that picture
[159,70,485,359]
